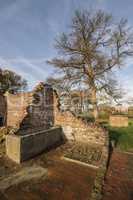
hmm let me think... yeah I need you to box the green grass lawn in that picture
[78,113,133,152]
[108,125,133,152]
[99,117,132,153]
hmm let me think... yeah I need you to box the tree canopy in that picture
[0,68,27,94]
[48,10,133,119]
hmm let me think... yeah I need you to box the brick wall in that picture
[6,83,54,132]
[109,115,128,127]
[4,83,106,146]
[6,92,33,128]
[53,92,106,145]
[19,83,54,131]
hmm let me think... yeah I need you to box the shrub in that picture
[0,127,17,143]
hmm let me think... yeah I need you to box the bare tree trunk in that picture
[80,91,83,113]
[91,86,99,120]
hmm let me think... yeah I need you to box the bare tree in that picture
[47,10,133,120]
[46,76,71,96]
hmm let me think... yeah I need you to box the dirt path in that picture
[103,151,133,200]
[0,143,97,200]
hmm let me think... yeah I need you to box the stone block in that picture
[6,127,63,163]
[6,135,21,163]
[109,115,128,127]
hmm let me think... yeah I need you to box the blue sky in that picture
[0,0,133,98]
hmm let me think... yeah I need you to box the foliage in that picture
[0,68,27,94]
[108,123,133,152]
[0,127,18,143]
[46,77,71,95]
[77,113,95,123]
[98,111,110,120]
[46,77,91,114]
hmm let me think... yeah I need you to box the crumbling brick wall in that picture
[4,82,106,146]
[6,83,54,132]
[5,92,33,128]
[53,92,106,145]
[19,83,54,131]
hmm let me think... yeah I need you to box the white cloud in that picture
[0,56,53,89]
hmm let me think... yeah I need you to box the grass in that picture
[108,125,133,152]
[78,112,133,152]
[100,119,133,152]
[98,114,133,152]
[77,113,95,122]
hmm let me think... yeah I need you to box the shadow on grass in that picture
[100,120,133,152]
[108,128,122,147]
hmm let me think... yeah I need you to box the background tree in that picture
[0,68,27,94]
[47,10,133,120]
[46,76,91,113]
[46,76,71,96]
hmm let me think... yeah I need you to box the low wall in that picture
[109,115,128,127]
[53,92,106,146]
[54,109,106,145]
[91,130,109,200]
[6,127,63,163]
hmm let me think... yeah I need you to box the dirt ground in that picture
[103,151,133,200]
[0,142,97,200]
[1,141,133,200]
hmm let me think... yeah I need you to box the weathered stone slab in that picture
[109,115,128,127]
[0,166,47,191]
[6,127,63,163]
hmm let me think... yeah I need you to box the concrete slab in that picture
[6,127,63,163]
[0,166,47,191]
